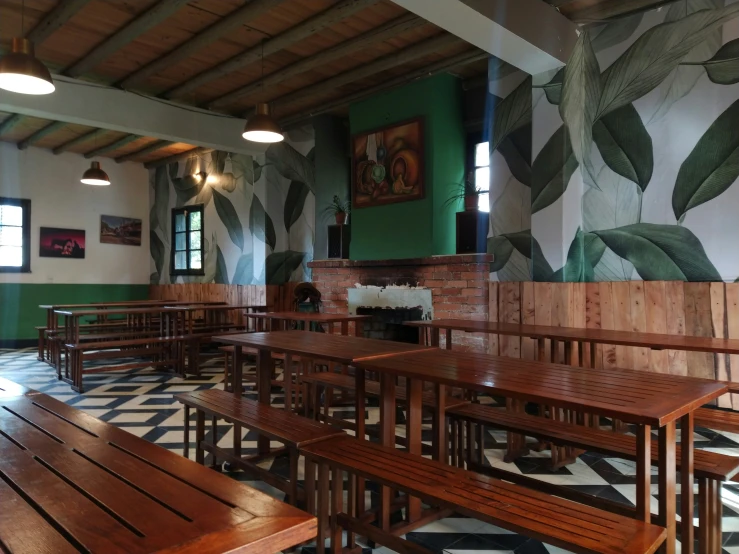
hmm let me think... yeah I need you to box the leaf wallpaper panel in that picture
[149,126,315,286]
[492,0,739,282]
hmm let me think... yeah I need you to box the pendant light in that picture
[81,161,111,186]
[242,41,283,143]
[0,1,54,95]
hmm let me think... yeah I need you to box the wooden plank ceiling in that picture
[0,0,669,165]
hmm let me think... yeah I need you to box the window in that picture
[472,141,490,212]
[0,197,30,273]
[170,205,204,276]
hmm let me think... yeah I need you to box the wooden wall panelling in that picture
[684,283,715,380]
[585,282,602,369]
[644,281,668,374]
[534,282,553,362]
[726,283,739,408]
[498,282,521,358]
[611,281,634,370]
[598,282,617,370]
[664,281,687,376]
[710,283,731,407]
[572,283,586,365]
[629,282,650,372]
[550,282,573,363]
[521,281,536,360]
[487,282,499,356]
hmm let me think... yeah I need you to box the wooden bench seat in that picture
[65,336,183,392]
[175,389,344,505]
[446,403,739,550]
[301,434,666,554]
[695,406,739,434]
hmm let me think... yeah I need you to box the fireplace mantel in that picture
[309,254,492,350]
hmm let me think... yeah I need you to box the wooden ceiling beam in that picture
[119,0,286,90]
[165,0,379,100]
[115,140,175,163]
[208,13,425,110]
[280,49,488,128]
[265,33,460,116]
[53,128,108,155]
[144,147,214,169]
[26,0,94,45]
[84,134,141,158]
[0,114,26,136]
[17,121,68,150]
[65,0,192,78]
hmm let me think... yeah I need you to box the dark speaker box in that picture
[328,224,350,259]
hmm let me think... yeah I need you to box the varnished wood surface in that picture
[0,388,316,554]
[214,331,435,365]
[245,312,371,323]
[354,349,727,426]
[55,307,186,317]
[176,389,345,448]
[303,435,667,554]
[695,407,739,434]
[408,318,739,355]
[40,301,223,309]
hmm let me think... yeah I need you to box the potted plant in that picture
[445,176,487,211]
[323,195,351,225]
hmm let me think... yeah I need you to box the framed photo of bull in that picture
[352,117,424,208]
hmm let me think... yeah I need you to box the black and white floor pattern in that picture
[3,347,739,554]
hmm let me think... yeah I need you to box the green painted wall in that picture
[0,284,149,341]
[349,74,465,260]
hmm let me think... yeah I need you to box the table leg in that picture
[445,328,452,350]
[537,338,545,361]
[433,384,447,462]
[431,328,440,347]
[379,372,396,531]
[659,421,677,554]
[232,346,243,459]
[257,348,272,455]
[681,412,695,554]
[636,424,652,522]
[355,368,366,517]
[341,321,348,336]
[406,377,422,522]
[284,353,293,412]
[354,320,363,337]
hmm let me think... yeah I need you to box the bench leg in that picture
[195,409,205,465]
[330,467,343,552]
[698,477,722,554]
[305,458,316,515]
[210,416,218,470]
[37,328,45,361]
[183,405,190,459]
[288,449,299,506]
[316,463,329,554]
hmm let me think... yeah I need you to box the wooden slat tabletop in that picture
[406,319,739,354]
[167,304,267,312]
[213,330,435,364]
[245,312,371,323]
[40,301,225,309]
[55,307,187,317]
[354,349,727,426]
[0,390,316,554]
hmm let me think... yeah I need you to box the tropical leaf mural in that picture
[149,129,315,286]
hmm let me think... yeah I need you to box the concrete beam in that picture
[389,0,577,74]
[0,76,264,157]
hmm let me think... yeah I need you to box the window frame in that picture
[170,204,205,277]
[466,132,491,213]
[0,196,31,273]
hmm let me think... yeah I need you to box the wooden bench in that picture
[446,403,739,551]
[301,434,666,554]
[175,389,344,506]
[696,406,739,433]
[66,336,183,392]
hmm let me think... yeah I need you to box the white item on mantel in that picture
[347,287,433,319]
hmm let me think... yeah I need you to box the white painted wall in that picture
[0,143,150,284]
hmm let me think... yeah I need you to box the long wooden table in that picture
[407,318,739,357]
[0,382,316,553]
[354,349,728,554]
[245,311,371,335]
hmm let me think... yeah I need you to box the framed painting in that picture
[352,117,424,208]
[39,227,85,258]
[100,215,142,246]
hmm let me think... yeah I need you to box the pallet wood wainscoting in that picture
[149,283,297,313]
[488,281,739,408]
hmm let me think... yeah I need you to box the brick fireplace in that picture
[308,254,492,351]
